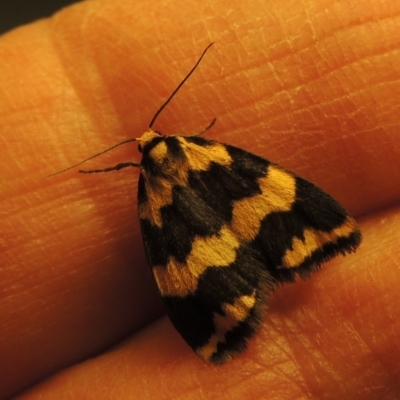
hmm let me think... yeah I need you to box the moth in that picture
[48,43,362,364]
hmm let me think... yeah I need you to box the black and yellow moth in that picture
[48,43,362,364]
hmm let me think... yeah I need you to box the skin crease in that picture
[1,0,400,398]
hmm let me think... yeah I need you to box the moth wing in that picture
[150,223,274,364]
[138,135,361,363]
[184,139,361,282]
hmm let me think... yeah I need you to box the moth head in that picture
[137,130,161,153]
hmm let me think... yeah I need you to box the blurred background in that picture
[0,0,81,35]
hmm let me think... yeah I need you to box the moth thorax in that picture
[142,138,185,183]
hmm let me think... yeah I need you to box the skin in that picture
[1,0,400,398]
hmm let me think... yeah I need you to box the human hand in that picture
[1,0,399,399]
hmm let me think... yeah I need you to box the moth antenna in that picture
[43,43,214,180]
[41,138,137,180]
[148,42,214,129]
[193,117,217,136]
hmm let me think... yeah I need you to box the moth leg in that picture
[79,161,140,174]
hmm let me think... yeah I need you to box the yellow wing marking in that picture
[197,292,257,361]
[153,226,240,296]
[138,178,173,227]
[177,138,232,171]
[283,217,359,268]
[231,165,296,241]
